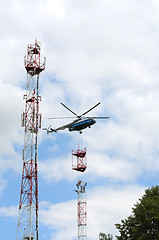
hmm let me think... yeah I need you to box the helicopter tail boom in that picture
[43,127,57,134]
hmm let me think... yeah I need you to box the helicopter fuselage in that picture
[68,118,96,132]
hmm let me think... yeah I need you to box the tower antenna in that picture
[16,39,46,240]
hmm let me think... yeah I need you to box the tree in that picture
[115,186,159,240]
[99,232,113,240]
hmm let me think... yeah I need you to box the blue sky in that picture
[1,0,159,239]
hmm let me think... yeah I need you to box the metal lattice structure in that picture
[76,180,87,240]
[72,148,87,172]
[16,39,45,240]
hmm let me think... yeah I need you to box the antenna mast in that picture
[76,180,87,240]
[16,39,46,240]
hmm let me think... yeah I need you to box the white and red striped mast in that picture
[16,39,45,240]
[76,180,87,240]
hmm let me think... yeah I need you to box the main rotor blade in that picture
[86,116,109,119]
[60,102,79,118]
[81,102,101,117]
[48,117,77,119]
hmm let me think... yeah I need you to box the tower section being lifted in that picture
[72,148,87,172]
[16,39,46,240]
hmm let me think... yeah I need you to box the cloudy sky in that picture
[1,0,159,239]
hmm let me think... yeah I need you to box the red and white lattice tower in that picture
[16,39,46,240]
[72,148,87,172]
[76,180,87,240]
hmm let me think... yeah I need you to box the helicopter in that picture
[43,102,109,134]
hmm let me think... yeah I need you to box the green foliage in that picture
[99,232,113,240]
[115,186,159,240]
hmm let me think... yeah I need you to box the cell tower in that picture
[72,148,87,172]
[75,180,87,240]
[16,39,46,240]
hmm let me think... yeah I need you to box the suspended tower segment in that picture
[75,180,87,240]
[16,39,45,240]
[72,148,87,172]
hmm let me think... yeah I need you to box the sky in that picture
[1,0,159,239]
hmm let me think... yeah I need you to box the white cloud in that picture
[0,184,148,240]
[86,153,140,182]
[39,155,75,183]
[1,0,159,184]
[0,205,18,218]
[40,0,65,18]
[0,175,7,198]
[87,184,145,239]
[39,184,145,240]
[0,81,23,149]
[0,80,23,180]
[39,200,76,240]
[39,107,159,183]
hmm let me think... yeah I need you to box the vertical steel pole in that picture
[35,73,39,240]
